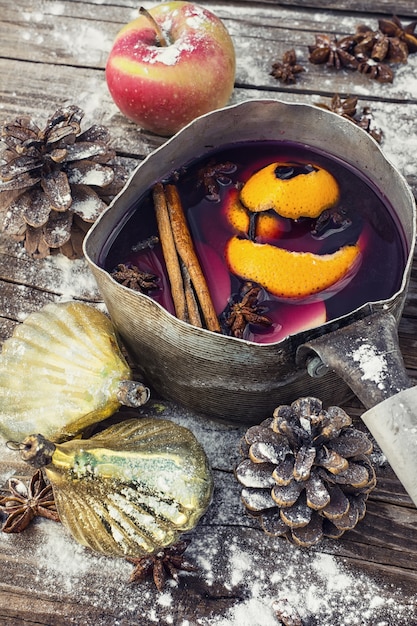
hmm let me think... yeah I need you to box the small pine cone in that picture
[235,397,376,547]
[0,105,127,259]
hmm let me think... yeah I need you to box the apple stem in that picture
[139,6,170,47]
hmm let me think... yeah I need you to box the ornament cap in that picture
[8,433,56,468]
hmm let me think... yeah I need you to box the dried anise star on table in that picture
[316,94,383,143]
[307,16,417,85]
[0,105,126,259]
[308,34,358,70]
[353,25,408,64]
[378,15,417,53]
[273,598,303,626]
[0,469,59,533]
[127,539,196,592]
[356,105,384,143]
[270,49,305,84]
[317,93,358,118]
[110,263,160,294]
[356,57,394,83]
[222,282,272,339]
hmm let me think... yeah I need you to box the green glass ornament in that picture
[17,417,213,557]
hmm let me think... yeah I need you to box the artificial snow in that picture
[2,3,417,625]
[13,503,413,626]
[351,343,388,389]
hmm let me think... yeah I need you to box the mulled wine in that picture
[102,140,406,344]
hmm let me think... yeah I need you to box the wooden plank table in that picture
[1,1,417,624]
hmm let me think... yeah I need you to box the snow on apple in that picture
[105,2,236,136]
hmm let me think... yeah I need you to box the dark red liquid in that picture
[102,141,406,343]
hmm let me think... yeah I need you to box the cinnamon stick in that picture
[181,261,202,328]
[165,183,221,333]
[152,183,187,322]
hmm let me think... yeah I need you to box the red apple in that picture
[105,2,236,136]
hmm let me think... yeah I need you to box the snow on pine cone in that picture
[0,105,126,259]
[235,397,376,547]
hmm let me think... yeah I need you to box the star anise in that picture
[386,36,410,63]
[316,95,383,143]
[127,539,196,591]
[353,25,408,64]
[110,263,159,293]
[270,49,305,84]
[223,282,272,339]
[355,106,384,143]
[273,598,303,626]
[196,159,237,201]
[0,105,126,259]
[308,34,358,70]
[357,58,394,83]
[316,93,358,119]
[0,469,59,533]
[312,206,351,237]
[378,15,417,53]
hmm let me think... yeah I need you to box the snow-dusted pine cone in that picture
[235,397,376,547]
[0,105,126,259]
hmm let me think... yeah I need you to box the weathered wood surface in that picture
[1,1,417,624]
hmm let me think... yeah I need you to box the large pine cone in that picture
[235,397,376,547]
[0,105,126,259]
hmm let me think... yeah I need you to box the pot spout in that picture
[297,312,417,506]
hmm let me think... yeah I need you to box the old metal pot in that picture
[83,99,415,422]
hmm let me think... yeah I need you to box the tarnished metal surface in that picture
[297,312,413,409]
[84,100,416,423]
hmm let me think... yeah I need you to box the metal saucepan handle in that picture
[297,311,417,506]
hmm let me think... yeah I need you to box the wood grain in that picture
[1,1,417,624]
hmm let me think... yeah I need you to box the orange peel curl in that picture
[226,236,360,299]
[239,162,340,219]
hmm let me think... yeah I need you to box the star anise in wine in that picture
[110,263,159,293]
[0,469,59,533]
[127,540,196,591]
[223,282,272,339]
[378,15,417,53]
[312,206,351,237]
[270,49,305,84]
[196,159,237,201]
[308,34,358,70]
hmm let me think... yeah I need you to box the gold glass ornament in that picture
[16,417,213,558]
[0,302,150,443]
